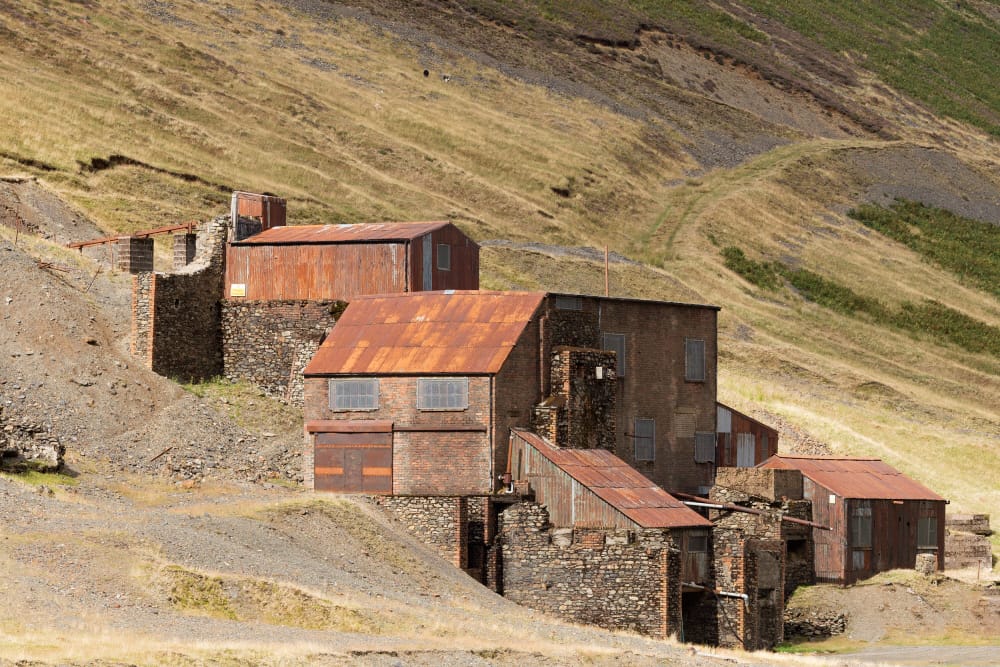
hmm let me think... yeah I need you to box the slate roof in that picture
[759,455,945,501]
[512,429,712,529]
[303,290,546,376]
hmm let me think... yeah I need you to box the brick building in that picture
[760,455,947,585]
[302,289,720,496]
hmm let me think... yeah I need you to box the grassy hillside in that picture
[0,0,998,533]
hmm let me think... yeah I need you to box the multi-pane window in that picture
[850,500,873,548]
[601,332,626,376]
[685,338,706,381]
[330,378,379,411]
[694,432,716,463]
[554,295,582,311]
[918,503,938,548]
[417,377,469,410]
[437,243,451,271]
[634,418,655,462]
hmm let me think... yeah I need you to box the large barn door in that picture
[311,422,393,494]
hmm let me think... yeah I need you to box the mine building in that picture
[715,403,779,468]
[759,454,946,585]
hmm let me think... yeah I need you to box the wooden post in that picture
[604,246,610,297]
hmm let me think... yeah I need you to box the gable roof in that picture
[512,429,712,529]
[759,455,945,501]
[304,290,546,376]
[233,221,453,245]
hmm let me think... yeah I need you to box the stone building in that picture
[302,289,720,497]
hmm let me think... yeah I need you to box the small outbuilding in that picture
[225,221,479,300]
[759,454,947,585]
[715,403,778,468]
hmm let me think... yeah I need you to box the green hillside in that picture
[1,0,998,531]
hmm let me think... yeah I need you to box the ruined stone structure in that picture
[532,347,617,451]
[130,218,228,382]
[0,403,64,472]
[498,502,684,638]
[945,514,993,571]
[116,236,154,274]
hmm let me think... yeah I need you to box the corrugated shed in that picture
[304,291,546,376]
[511,429,711,529]
[760,455,945,501]
[232,221,452,245]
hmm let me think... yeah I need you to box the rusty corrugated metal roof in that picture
[232,221,452,245]
[304,291,546,376]
[513,429,712,528]
[759,455,945,501]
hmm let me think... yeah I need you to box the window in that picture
[688,533,709,553]
[554,295,582,311]
[694,432,716,463]
[634,418,655,462]
[436,243,451,271]
[417,377,469,410]
[918,505,938,549]
[601,332,626,376]
[330,378,379,411]
[685,338,706,381]
[850,500,872,548]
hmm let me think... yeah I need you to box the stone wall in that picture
[222,300,343,405]
[498,501,683,639]
[946,514,993,570]
[0,402,64,472]
[533,347,616,450]
[130,218,227,382]
[374,496,469,569]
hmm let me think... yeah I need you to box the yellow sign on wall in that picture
[230,283,247,297]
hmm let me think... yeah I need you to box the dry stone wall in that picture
[498,502,683,639]
[0,402,64,471]
[374,496,469,569]
[221,300,342,405]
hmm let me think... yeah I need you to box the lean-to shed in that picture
[715,403,778,468]
[225,221,478,300]
[760,454,947,584]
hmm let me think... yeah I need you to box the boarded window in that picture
[685,338,706,381]
[634,418,655,462]
[694,431,716,463]
[554,295,582,311]
[417,377,469,410]
[736,432,756,467]
[437,243,451,271]
[601,332,626,376]
[851,501,873,548]
[918,515,938,549]
[329,378,379,411]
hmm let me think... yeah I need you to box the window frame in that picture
[685,338,706,382]
[634,417,655,462]
[554,295,583,311]
[416,377,470,411]
[436,243,451,271]
[601,332,626,377]
[329,377,379,411]
[694,431,716,463]
[850,500,873,549]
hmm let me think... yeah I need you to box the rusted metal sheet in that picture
[233,221,450,244]
[226,242,408,300]
[760,455,945,500]
[715,403,778,468]
[508,429,711,529]
[306,419,392,433]
[763,456,946,585]
[314,430,392,493]
[304,291,546,376]
[232,192,286,230]
[407,225,480,292]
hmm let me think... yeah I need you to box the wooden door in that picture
[314,431,392,493]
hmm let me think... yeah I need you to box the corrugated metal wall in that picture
[225,243,408,300]
[409,226,480,291]
[510,435,635,530]
[716,405,778,468]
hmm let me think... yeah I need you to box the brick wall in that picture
[374,496,469,568]
[130,218,228,382]
[540,297,718,495]
[116,236,153,273]
[491,317,543,487]
[303,375,494,494]
[222,300,343,405]
[498,501,684,639]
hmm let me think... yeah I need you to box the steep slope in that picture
[0,0,997,578]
